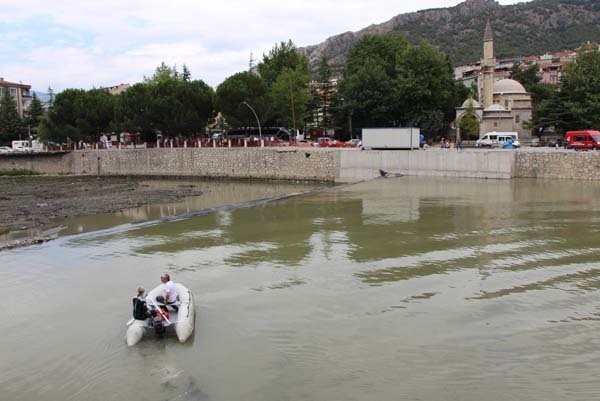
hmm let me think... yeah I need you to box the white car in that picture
[0,146,13,153]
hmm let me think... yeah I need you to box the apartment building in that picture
[306,78,338,131]
[454,48,579,88]
[0,77,32,117]
[102,83,130,95]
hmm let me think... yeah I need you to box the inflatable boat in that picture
[126,282,195,346]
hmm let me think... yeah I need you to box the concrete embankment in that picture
[338,148,514,180]
[1,147,600,182]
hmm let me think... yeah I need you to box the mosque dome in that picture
[461,98,480,108]
[493,79,527,94]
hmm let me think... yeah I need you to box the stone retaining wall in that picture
[0,148,336,181]
[515,149,600,179]
[2,148,600,182]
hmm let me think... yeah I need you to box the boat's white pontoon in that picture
[126,283,195,346]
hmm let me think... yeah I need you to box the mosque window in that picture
[515,115,520,123]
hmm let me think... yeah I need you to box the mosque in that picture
[455,21,533,141]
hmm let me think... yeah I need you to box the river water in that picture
[2,177,600,401]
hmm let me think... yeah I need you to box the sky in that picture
[1,0,528,93]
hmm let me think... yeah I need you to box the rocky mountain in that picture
[300,0,600,74]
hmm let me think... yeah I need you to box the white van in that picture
[11,140,33,152]
[475,132,520,148]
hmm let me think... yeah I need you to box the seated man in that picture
[156,274,179,311]
[132,286,150,320]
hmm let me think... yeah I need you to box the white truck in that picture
[361,128,420,150]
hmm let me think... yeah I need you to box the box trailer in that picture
[361,128,420,149]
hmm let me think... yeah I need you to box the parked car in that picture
[564,130,600,150]
[316,137,332,147]
[0,146,12,153]
[544,136,563,148]
[345,138,362,148]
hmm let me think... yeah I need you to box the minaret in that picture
[482,20,495,108]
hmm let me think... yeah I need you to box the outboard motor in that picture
[152,307,169,337]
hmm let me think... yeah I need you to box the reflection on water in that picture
[0,179,323,242]
[2,177,600,401]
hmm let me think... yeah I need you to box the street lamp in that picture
[241,101,262,140]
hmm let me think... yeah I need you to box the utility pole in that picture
[290,81,296,131]
[241,101,262,140]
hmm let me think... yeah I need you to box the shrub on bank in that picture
[0,169,41,176]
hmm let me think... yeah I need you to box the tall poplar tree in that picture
[0,91,24,143]
[25,93,44,136]
[257,40,310,127]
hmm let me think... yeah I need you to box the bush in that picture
[0,169,40,176]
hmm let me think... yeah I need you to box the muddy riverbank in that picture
[0,175,326,250]
[0,175,207,244]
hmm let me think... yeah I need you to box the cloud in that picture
[0,0,528,92]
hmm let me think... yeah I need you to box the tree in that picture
[337,57,396,130]
[47,86,54,109]
[39,88,115,143]
[115,65,214,140]
[530,91,569,135]
[0,91,25,143]
[458,99,480,139]
[270,66,310,130]
[25,93,44,136]
[215,71,268,129]
[258,40,306,88]
[559,48,600,130]
[144,62,177,84]
[509,63,542,90]
[182,65,191,82]
[257,40,311,127]
[39,62,215,143]
[172,79,214,136]
[336,34,409,133]
[395,42,456,133]
[113,83,155,140]
[336,34,456,137]
[527,82,556,134]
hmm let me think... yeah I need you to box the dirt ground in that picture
[0,175,205,235]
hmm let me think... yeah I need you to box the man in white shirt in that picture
[158,273,179,311]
